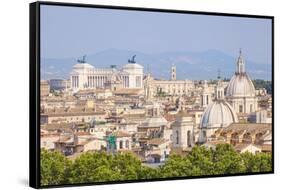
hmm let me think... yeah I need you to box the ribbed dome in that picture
[200,100,238,129]
[226,73,255,97]
[226,50,255,97]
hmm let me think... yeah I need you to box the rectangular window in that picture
[239,105,243,113]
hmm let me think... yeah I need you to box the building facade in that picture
[40,80,50,97]
[172,113,194,149]
[49,79,69,91]
[70,56,143,91]
[144,65,194,97]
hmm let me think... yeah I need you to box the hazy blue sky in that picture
[40,5,272,64]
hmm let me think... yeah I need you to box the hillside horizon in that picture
[41,49,272,81]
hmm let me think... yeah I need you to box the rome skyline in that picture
[38,4,273,186]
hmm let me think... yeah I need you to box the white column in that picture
[125,77,127,88]
[89,76,91,88]
[127,76,129,88]
[95,76,98,87]
[102,76,104,88]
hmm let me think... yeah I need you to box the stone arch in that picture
[243,132,252,144]
[230,132,239,145]
[255,132,264,145]
[125,139,130,149]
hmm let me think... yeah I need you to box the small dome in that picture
[200,100,238,129]
[143,116,167,127]
[226,73,255,97]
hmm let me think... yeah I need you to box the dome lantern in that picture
[226,49,256,97]
[215,70,225,100]
[236,49,245,74]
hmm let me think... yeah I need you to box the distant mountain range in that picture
[41,49,272,81]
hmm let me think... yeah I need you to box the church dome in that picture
[200,100,238,129]
[226,50,255,97]
[226,73,255,97]
[143,116,168,127]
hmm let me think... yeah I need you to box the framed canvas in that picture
[29,1,274,188]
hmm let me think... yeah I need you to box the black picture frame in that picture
[29,1,274,189]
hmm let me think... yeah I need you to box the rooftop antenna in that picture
[217,69,221,80]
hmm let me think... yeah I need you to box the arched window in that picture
[119,140,123,149]
[243,133,252,144]
[187,130,191,147]
[125,140,129,149]
[250,104,253,112]
[176,130,179,144]
[231,132,239,145]
[203,131,207,141]
[239,105,243,113]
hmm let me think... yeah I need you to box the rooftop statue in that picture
[77,55,87,63]
[128,55,136,63]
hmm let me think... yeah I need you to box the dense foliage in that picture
[41,144,272,186]
[252,79,272,94]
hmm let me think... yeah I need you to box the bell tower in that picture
[201,80,211,108]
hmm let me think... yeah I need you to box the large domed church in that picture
[199,79,238,143]
[226,50,258,114]
[198,50,260,144]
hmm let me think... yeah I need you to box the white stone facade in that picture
[172,115,194,149]
[70,58,143,91]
